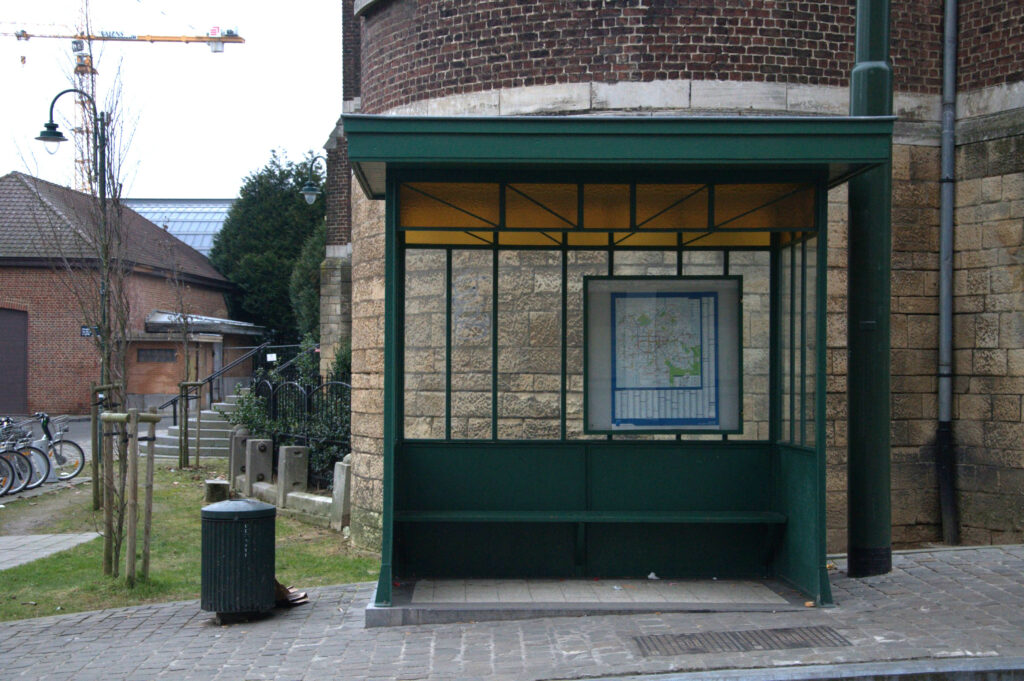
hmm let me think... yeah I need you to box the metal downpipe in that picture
[937,0,960,545]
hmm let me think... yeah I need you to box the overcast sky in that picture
[1,0,342,199]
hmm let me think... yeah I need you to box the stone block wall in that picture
[952,132,1024,544]
[349,187,386,549]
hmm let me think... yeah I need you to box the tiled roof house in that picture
[0,171,260,414]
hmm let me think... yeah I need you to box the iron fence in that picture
[250,377,351,490]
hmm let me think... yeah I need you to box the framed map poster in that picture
[584,276,742,433]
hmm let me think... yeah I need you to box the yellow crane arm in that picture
[7,30,244,45]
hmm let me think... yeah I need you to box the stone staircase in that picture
[154,393,241,459]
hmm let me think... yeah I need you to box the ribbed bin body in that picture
[201,499,275,614]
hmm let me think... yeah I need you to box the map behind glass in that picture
[611,292,718,426]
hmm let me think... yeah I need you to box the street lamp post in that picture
[37,89,116,576]
[36,88,110,388]
[300,155,328,205]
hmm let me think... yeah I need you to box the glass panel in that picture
[567,232,611,247]
[506,184,577,229]
[793,239,804,444]
[681,231,771,248]
[566,251,609,440]
[612,250,677,276]
[780,244,793,443]
[715,183,814,231]
[730,251,771,441]
[450,249,493,439]
[497,250,562,439]
[404,250,447,439]
[498,231,563,247]
[583,184,630,230]
[636,184,707,230]
[680,251,724,276]
[804,237,818,446]
[404,230,494,246]
[400,183,499,228]
[612,232,678,247]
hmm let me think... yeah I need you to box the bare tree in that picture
[25,35,137,578]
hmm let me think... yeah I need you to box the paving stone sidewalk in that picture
[1,546,1023,681]
[0,533,100,571]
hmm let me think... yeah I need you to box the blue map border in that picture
[610,291,720,426]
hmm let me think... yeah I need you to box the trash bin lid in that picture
[202,498,276,519]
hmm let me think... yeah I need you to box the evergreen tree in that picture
[290,220,326,341]
[210,151,324,344]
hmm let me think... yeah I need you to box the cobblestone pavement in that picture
[1,546,1023,681]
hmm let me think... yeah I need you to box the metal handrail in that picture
[158,341,271,415]
[268,342,320,381]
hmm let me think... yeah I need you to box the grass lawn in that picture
[0,460,379,622]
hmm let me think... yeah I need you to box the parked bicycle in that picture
[0,446,32,495]
[0,454,14,496]
[32,412,86,481]
[0,417,50,491]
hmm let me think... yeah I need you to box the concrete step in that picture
[153,444,229,459]
[157,433,229,448]
[166,421,236,437]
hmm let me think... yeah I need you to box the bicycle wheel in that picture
[0,455,13,496]
[21,445,50,490]
[1,450,32,494]
[50,439,86,480]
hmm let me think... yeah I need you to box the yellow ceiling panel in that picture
[506,184,577,229]
[400,183,499,228]
[636,184,708,230]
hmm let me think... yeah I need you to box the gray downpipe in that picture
[937,0,960,544]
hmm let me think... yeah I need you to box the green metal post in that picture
[815,183,835,605]
[847,0,893,577]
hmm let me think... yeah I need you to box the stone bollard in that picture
[244,439,273,498]
[331,454,352,531]
[228,427,250,492]
[276,446,309,508]
[205,479,230,503]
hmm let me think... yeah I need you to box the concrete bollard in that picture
[205,479,230,503]
[228,427,250,492]
[330,454,352,531]
[276,446,309,508]
[244,439,272,498]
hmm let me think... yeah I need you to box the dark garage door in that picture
[0,308,28,414]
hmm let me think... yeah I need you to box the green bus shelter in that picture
[343,114,894,607]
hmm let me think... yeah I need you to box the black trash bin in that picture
[201,499,275,622]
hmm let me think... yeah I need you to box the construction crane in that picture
[5,23,244,188]
[5,27,244,52]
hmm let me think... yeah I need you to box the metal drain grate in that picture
[634,626,852,657]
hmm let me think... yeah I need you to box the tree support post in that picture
[142,407,157,580]
[847,0,893,577]
[125,409,139,587]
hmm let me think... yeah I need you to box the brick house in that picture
[320,0,1024,567]
[0,171,260,415]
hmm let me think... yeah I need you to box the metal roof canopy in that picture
[343,114,895,200]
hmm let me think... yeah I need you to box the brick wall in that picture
[0,265,232,415]
[958,0,1024,91]
[344,0,361,101]
[0,267,102,414]
[126,272,229,331]
[358,0,947,114]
